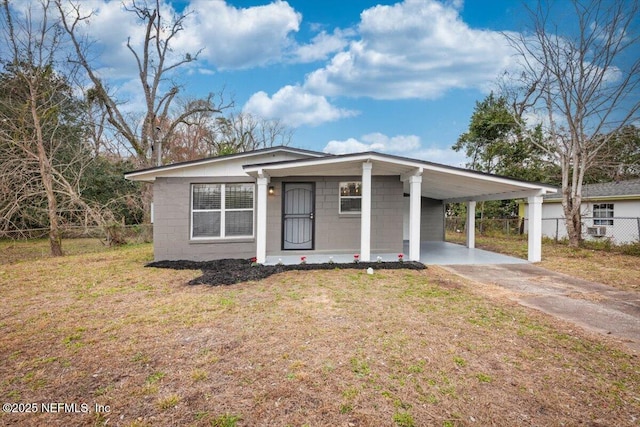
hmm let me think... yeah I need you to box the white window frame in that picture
[339,181,362,214]
[593,203,614,226]
[191,183,255,240]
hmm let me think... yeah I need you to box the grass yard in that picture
[1,240,639,426]
[446,232,640,292]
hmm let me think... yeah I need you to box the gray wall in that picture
[153,177,256,261]
[154,175,409,261]
[420,197,445,241]
[267,176,404,254]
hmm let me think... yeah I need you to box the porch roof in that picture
[244,151,557,202]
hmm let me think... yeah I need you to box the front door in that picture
[282,183,315,250]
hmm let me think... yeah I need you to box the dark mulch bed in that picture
[147,258,426,286]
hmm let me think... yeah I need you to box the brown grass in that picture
[1,241,639,426]
[446,232,640,292]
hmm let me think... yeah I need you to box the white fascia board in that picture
[243,153,377,174]
[125,147,325,182]
[244,152,558,194]
[445,188,550,203]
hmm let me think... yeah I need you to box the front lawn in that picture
[0,243,638,426]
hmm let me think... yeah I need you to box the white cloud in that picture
[305,0,517,100]
[183,0,301,69]
[323,133,421,155]
[323,138,381,154]
[243,85,358,127]
[323,133,468,167]
[56,0,301,79]
[361,133,421,151]
[293,28,354,63]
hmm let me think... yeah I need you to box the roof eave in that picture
[124,146,327,181]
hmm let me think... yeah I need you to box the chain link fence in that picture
[0,224,153,244]
[446,217,524,236]
[446,216,640,245]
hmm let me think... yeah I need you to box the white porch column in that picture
[527,195,543,262]
[466,201,476,249]
[409,175,422,261]
[256,173,269,264]
[360,162,372,262]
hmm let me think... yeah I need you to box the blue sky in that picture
[38,1,588,165]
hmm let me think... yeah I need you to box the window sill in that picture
[189,238,255,244]
[338,213,361,218]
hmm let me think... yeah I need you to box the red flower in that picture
[301,256,307,264]
[250,257,257,263]
[354,254,359,259]
[398,254,403,258]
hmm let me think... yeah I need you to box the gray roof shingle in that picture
[544,178,640,200]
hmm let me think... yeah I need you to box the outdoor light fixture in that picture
[268,185,275,195]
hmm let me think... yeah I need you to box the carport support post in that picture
[256,173,269,264]
[360,162,372,262]
[466,201,476,249]
[527,195,543,262]
[409,175,422,261]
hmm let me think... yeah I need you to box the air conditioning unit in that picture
[586,226,607,237]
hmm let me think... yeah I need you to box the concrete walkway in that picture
[265,241,526,266]
[443,264,640,353]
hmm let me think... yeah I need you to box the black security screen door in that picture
[282,183,315,250]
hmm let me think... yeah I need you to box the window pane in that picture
[341,198,362,213]
[192,212,220,237]
[593,203,614,226]
[225,211,253,236]
[226,184,254,209]
[193,184,221,210]
[340,182,361,197]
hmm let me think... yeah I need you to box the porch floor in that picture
[264,241,527,266]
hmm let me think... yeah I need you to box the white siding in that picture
[523,199,640,244]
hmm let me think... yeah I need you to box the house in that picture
[124,146,557,263]
[521,179,640,244]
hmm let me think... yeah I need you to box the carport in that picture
[245,152,557,264]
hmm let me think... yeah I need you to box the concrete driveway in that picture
[442,263,640,353]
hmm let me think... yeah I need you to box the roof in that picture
[543,179,640,202]
[243,151,557,202]
[124,146,557,202]
[124,146,327,182]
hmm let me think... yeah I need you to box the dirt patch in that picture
[147,258,425,286]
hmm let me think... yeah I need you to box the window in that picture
[191,183,254,239]
[593,203,614,226]
[339,181,361,213]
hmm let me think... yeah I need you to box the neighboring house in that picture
[520,179,640,244]
[124,146,556,263]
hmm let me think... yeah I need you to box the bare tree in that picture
[212,112,293,155]
[161,110,294,162]
[0,0,108,255]
[504,0,640,246]
[55,0,230,168]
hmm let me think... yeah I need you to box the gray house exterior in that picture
[125,146,556,263]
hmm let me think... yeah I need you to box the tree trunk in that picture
[565,207,582,247]
[563,190,582,247]
[30,84,63,256]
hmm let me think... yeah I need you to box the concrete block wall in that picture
[153,175,406,261]
[421,197,445,241]
[153,177,256,261]
[266,176,404,254]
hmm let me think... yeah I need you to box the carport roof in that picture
[244,151,557,202]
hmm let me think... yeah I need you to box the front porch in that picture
[245,152,557,265]
[264,241,526,266]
